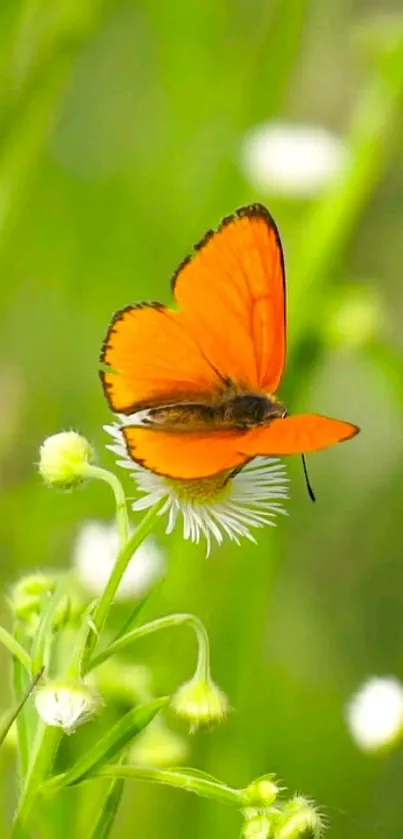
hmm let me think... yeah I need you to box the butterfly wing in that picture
[172,204,286,393]
[122,426,249,479]
[239,414,359,456]
[100,303,225,414]
[122,414,358,479]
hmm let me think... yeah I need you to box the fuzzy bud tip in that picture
[38,431,94,490]
[276,796,324,839]
[171,677,229,732]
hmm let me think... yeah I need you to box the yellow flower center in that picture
[165,471,233,505]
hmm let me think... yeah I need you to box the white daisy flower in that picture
[345,676,403,752]
[105,423,288,557]
[240,121,347,198]
[73,520,165,600]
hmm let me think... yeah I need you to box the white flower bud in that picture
[35,680,99,734]
[39,431,94,490]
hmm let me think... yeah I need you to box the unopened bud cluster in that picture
[11,573,84,634]
[240,782,324,839]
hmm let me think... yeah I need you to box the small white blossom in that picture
[73,521,165,600]
[35,680,99,734]
[345,676,403,751]
[105,423,288,557]
[240,121,347,198]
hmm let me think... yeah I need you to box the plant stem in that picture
[93,765,244,808]
[82,501,164,669]
[84,465,129,548]
[85,613,210,676]
[12,725,63,838]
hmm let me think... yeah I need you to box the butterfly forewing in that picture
[172,204,286,394]
[100,303,224,414]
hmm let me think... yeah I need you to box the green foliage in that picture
[1,0,403,837]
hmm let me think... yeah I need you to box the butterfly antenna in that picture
[301,454,316,502]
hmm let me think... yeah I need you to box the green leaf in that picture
[31,578,70,674]
[164,766,226,785]
[0,624,31,672]
[0,668,44,749]
[45,697,168,792]
[113,579,164,642]
[87,774,126,839]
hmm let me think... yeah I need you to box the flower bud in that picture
[35,679,99,734]
[171,677,229,732]
[243,774,281,806]
[240,810,273,839]
[11,573,57,630]
[38,431,94,490]
[276,796,323,839]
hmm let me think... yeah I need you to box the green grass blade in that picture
[45,697,168,792]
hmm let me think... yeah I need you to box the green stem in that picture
[93,765,244,808]
[12,725,63,838]
[12,625,35,780]
[0,625,31,672]
[84,465,129,548]
[82,501,164,670]
[86,613,210,677]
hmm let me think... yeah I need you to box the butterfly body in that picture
[136,391,287,433]
[100,203,359,480]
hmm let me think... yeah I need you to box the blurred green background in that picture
[1,0,403,836]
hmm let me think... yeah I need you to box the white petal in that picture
[104,423,288,555]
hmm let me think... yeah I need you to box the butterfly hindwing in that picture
[122,426,249,479]
[239,414,359,457]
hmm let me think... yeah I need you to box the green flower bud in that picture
[35,679,100,734]
[11,573,56,629]
[38,431,94,490]
[171,676,229,732]
[240,810,273,839]
[276,796,324,839]
[243,774,281,806]
[11,574,78,634]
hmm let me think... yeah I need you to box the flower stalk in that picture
[91,765,245,808]
[82,499,165,670]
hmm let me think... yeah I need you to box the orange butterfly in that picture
[100,204,359,482]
